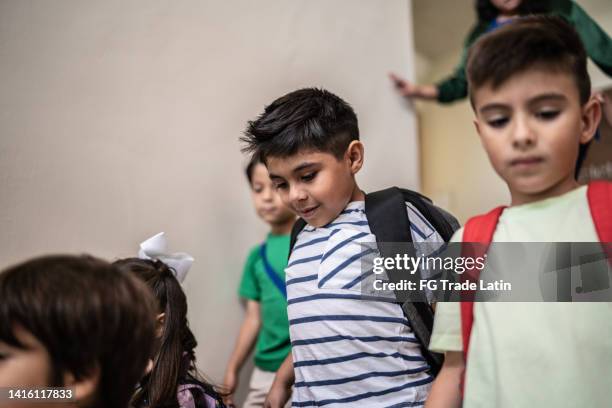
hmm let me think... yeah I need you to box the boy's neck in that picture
[509,176,580,207]
[317,184,364,228]
[270,217,295,235]
[349,183,365,202]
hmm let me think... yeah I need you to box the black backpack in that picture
[288,187,460,376]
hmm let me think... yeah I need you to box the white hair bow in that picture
[138,232,194,283]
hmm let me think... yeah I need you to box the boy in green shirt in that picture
[223,155,295,408]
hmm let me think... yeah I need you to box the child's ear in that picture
[156,313,166,338]
[63,366,100,404]
[580,95,602,144]
[345,140,364,174]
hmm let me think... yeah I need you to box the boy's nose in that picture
[262,186,274,201]
[512,117,536,150]
[289,185,308,203]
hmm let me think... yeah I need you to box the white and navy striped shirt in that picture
[287,200,443,407]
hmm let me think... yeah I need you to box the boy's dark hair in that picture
[245,152,263,185]
[241,88,359,161]
[475,0,551,23]
[0,255,157,408]
[113,258,223,408]
[467,15,591,105]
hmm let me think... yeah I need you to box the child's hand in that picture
[222,370,238,407]
[389,72,414,95]
[264,380,291,408]
[389,72,439,100]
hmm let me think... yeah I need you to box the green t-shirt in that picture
[430,186,612,407]
[238,233,291,372]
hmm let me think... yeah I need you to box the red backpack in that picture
[459,181,612,377]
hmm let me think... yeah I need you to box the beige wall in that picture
[417,0,612,223]
[417,52,508,222]
[0,0,418,402]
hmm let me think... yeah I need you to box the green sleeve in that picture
[436,22,487,103]
[435,52,469,104]
[562,1,612,77]
[238,246,261,301]
[435,23,486,104]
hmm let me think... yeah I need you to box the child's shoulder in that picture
[460,182,612,243]
[246,233,288,259]
[364,186,459,237]
[177,381,225,408]
[247,243,262,257]
[449,226,465,243]
[244,242,265,264]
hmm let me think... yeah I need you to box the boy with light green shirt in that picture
[223,155,295,408]
[425,16,612,408]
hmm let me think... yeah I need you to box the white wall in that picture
[0,0,417,401]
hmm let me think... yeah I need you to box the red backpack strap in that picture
[587,181,612,266]
[460,206,504,358]
[459,206,504,395]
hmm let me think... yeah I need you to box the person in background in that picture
[390,0,612,104]
[114,257,226,408]
[222,154,295,408]
[0,254,157,408]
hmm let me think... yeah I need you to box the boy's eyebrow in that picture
[292,162,318,173]
[479,93,568,114]
[526,93,567,106]
[478,103,509,115]
[268,162,318,180]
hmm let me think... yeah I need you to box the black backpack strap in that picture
[365,186,456,376]
[288,218,308,260]
[365,188,438,305]
[365,187,412,242]
[398,189,459,242]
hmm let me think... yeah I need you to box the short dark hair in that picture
[467,16,591,105]
[0,255,157,408]
[245,152,263,185]
[241,88,359,161]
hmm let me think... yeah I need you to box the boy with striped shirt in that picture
[241,88,453,407]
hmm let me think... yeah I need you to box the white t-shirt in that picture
[430,186,612,408]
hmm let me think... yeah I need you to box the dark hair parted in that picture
[113,258,222,408]
[241,88,359,161]
[475,0,551,23]
[467,16,591,105]
[0,255,157,408]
